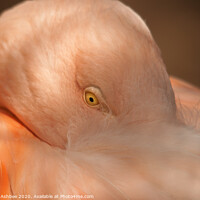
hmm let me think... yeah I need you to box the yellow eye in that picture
[84,92,99,106]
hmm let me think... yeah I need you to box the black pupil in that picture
[89,97,94,103]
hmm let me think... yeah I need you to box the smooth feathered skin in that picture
[0,0,200,199]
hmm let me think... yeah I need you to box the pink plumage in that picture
[0,0,199,199]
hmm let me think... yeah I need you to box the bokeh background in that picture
[0,0,200,87]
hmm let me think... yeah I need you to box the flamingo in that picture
[0,0,200,199]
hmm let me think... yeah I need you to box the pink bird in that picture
[0,0,200,199]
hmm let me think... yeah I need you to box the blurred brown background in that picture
[0,0,200,87]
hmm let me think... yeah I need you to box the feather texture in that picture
[0,0,199,199]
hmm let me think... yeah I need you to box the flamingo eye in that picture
[84,92,99,106]
[83,87,111,114]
